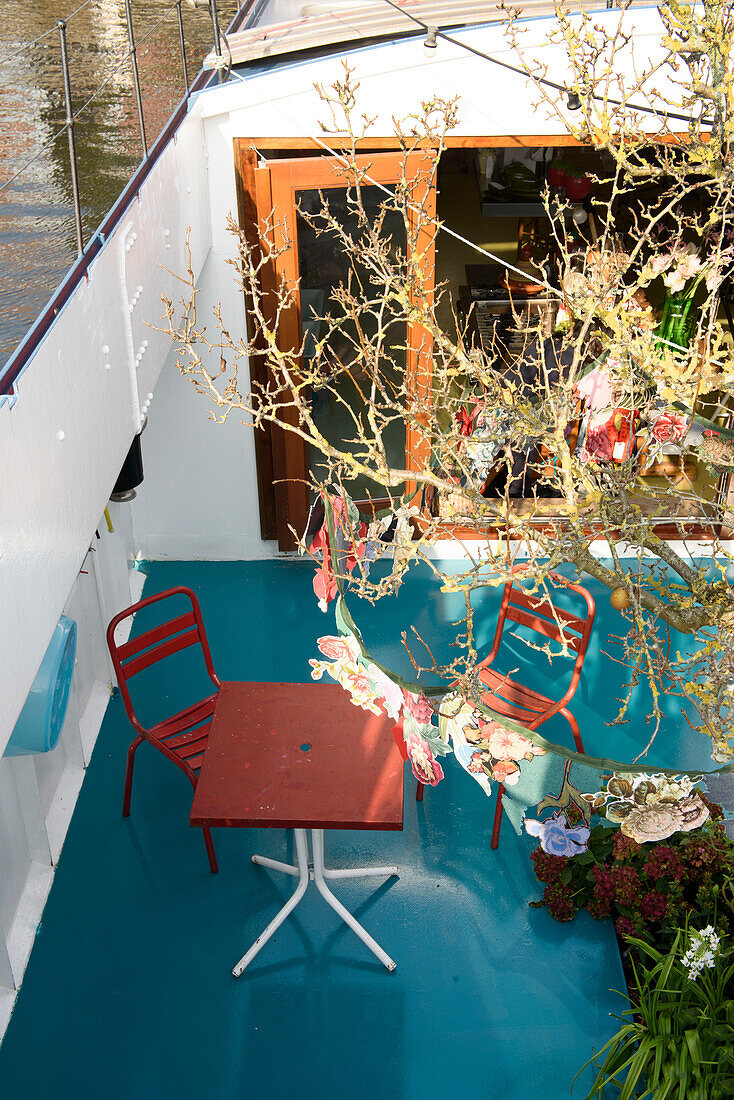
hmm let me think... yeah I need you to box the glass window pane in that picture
[295,184,407,499]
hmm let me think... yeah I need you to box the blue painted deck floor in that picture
[3,557,704,1100]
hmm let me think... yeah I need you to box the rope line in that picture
[335,588,734,781]
[231,60,699,356]
[232,70,557,292]
[238,69,699,352]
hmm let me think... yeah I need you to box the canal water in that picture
[0,0,239,367]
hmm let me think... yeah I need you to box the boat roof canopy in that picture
[206,0,609,68]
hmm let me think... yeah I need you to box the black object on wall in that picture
[110,430,144,502]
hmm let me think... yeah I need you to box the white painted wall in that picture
[196,6,674,142]
[0,109,211,750]
[0,100,212,1031]
[128,250,271,560]
[125,90,277,562]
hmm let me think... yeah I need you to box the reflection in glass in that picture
[295,185,407,500]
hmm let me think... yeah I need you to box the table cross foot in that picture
[252,852,399,883]
[234,828,398,976]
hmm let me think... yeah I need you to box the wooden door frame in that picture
[235,140,436,549]
[234,135,717,544]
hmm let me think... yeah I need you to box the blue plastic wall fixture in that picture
[4,616,77,757]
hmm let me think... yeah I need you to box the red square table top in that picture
[189,681,404,831]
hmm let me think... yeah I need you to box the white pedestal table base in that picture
[232,828,398,976]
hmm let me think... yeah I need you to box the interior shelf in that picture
[481,199,547,218]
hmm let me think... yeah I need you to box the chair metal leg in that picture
[202,826,218,874]
[561,708,585,753]
[416,780,424,802]
[122,735,144,817]
[233,828,310,977]
[490,782,505,850]
[311,829,396,972]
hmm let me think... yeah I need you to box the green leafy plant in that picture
[578,930,734,1099]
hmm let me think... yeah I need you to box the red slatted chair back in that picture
[483,565,595,709]
[106,586,221,737]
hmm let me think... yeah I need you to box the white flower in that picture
[663,251,701,292]
[681,926,720,981]
[663,268,687,293]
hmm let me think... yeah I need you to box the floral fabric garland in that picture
[308,634,554,797]
[438,697,547,794]
[309,634,448,785]
[525,812,590,857]
[308,491,731,854]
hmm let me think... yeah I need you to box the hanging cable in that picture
[0,27,61,66]
[239,71,558,291]
[376,0,706,128]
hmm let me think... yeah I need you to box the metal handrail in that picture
[0,0,94,66]
[57,20,84,256]
[0,0,255,397]
[124,0,149,158]
[0,0,185,205]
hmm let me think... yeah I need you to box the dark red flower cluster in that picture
[543,882,576,922]
[611,865,641,906]
[586,865,613,919]
[531,848,567,884]
[638,890,667,921]
[613,832,642,861]
[643,845,684,882]
[587,895,612,920]
[615,915,642,938]
[592,864,615,901]
[529,805,734,955]
[683,832,727,875]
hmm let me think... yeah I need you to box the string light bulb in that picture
[423,26,438,58]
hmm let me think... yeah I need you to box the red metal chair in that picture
[416,566,595,849]
[106,586,221,873]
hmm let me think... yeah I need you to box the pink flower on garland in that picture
[316,636,354,660]
[468,751,485,774]
[403,690,434,725]
[651,411,687,445]
[486,723,545,762]
[369,664,403,720]
[491,758,521,786]
[309,634,384,715]
[406,730,444,787]
[349,665,371,694]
